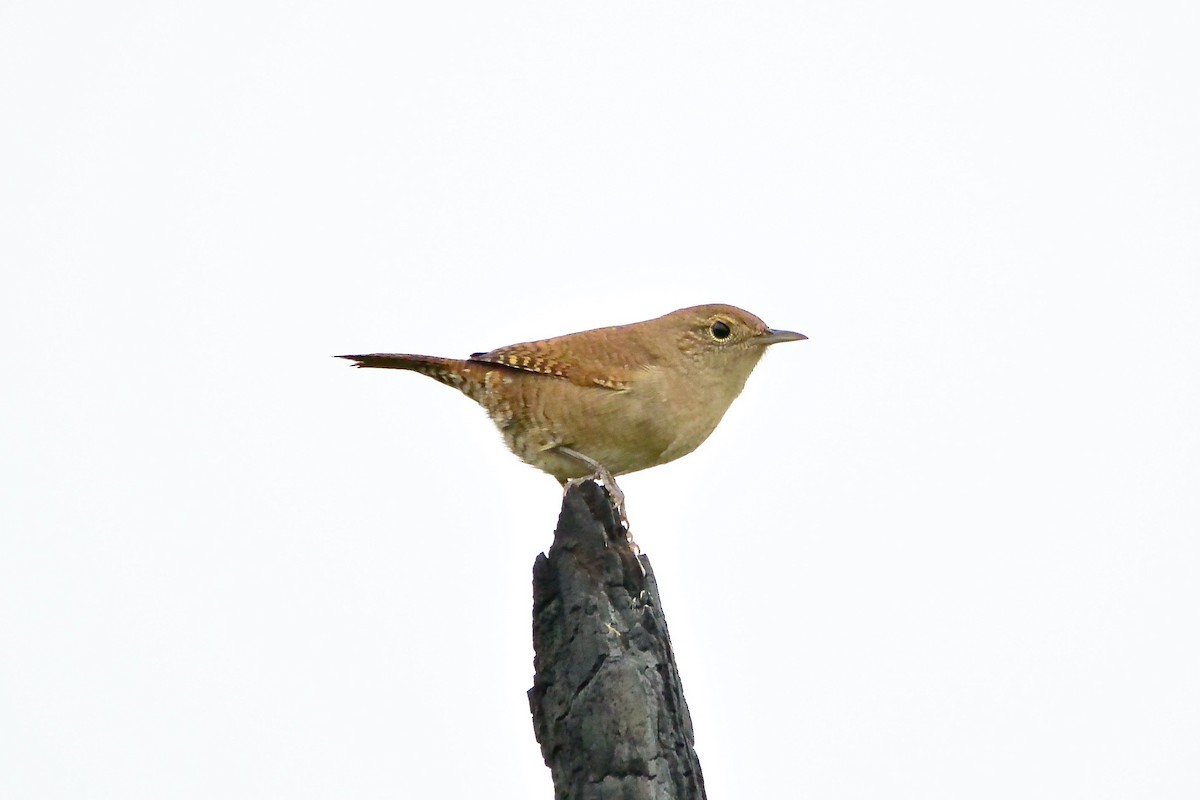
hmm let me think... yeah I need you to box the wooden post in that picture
[529,481,707,800]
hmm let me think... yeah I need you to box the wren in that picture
[338,304,805,506]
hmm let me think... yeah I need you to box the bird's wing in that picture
[468,335,640,391]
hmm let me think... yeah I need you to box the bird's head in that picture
[670,303,805,363]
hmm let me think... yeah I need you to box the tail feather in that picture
[336,353,436,370]
[335,353,470,389]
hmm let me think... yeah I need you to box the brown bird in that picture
[337,304,805,513]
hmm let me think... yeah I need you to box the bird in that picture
[337,303,805,520]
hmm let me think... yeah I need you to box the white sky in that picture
[2,2,1198,797]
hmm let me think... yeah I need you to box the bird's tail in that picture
[335,353,471,390]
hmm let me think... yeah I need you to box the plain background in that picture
[2,2,1197,797]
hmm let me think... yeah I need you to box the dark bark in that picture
[529,481,707,800]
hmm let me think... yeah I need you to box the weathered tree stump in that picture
[529,481,707,800]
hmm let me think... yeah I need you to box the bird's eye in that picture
[710,320,732,340]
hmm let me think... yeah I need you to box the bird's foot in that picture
[563,467,645,581]
[565,467,629,535]
[558,447,630,533]
[593,465,631,538]
[588,469,646,583]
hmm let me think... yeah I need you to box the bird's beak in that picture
[757,328,808,345]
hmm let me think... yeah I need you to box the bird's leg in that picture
[557,446,631,536]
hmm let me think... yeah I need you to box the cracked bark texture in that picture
[529,481,707,800]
